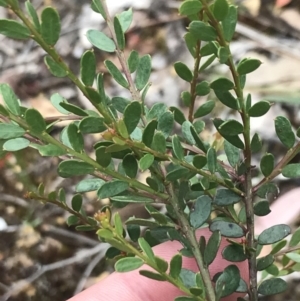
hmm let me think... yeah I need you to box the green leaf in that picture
[193,155,207,169]
[95,146,111,167]
[67,215,79,226]
[97,180,129,198]
[193,120,205,134]
[282,163,300,178]
[151,131,166,153]
[123,101,141,134]
[256,182,279,198]
[184,32,197,57]
[180,269,197,288]
[44,56,67,77]
[250,133,262,153]
[218,120,244,136]
[207,147,217,173]
[166,167,192,182]
[271,240,287,255]
[174,62,193,82]
[105,60,128,88]
[80,50,96,86]
[172,135,184,160]
[179,0,202,16]
[258,278,287,296]
[213,0,229,21]
[127,50,139,73]
[41,7,60,45]
[0,123,25,139]
[86,30,116,52]
[0,83,21,115]
[210,78,234,91]
[169,254,182,279]
[274,116,295,149]
[142,120,157,147]
[195,81,210,96]
[127,224,140,242]
[254,201,271,216]
[111,195,153,203]
[114,212,123,236]
[59,102,88,116]
[112,97,130,113]
[138,237,155,261]
[0,104,9,116]
[218,46,229,64]
[76,178,104,193]
[214,90,239,110]
[0,19,30,39]
[91,0,106,17]
[286,252,300,263]
[214,189,241,206]
[181,91,191,106]
[50,93,69,114]
[257,254,274,271]
[147,103,168,120]
[79,116,106,134]
[139,270,166,281]
[258,224,291,245]
[3,138,30,151]
[135,55,151,90]
[67,123,84,152]
[139,154,154,171]
[248,100,271,117]
[190,196,212,229]
[224,140,240,167]
[210,221,244,238]
[194,100,215,118]
[118,8,133,32]
[114,16,125,50]
[222,244,247,262]
[157,111,174,138]
[260,153,274,177]
[123,154,138,178]
[115,257,144,272]
[155,256,168,272]
[189,21,217,41]
[30,143,66,156]
[204,230,221,265]
[71,194,82,212]
[215,265,240,297]
[289,227,300,247]
[25,1,40,32]
[182,121,196,144]
[237,58,262,75]
[190,126,208,152]
[222,5,238,42]
[58,160,94,177]
[25,108,46,133]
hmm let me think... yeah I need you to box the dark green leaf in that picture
[25,1,40,32]
[282,164,300,178]
[207,147,217,173]
[174,62,193,82]
[182,121,196,144]
[193,155,207,169]
[86,30,116,52]
[190,195,212,229]
[222,5,238,42]
[184,32,197,57]
[123,154,138,178]
[214,90,239,110]
[257,254,274,271]
[58,160,94,177]
[195,81,210,96]
[114,16,125,50]
[258,224,291,245]
[199,54,216,71]
[157,111,174,138]
[271,240,287,255]
[204,230,221,265]
[172,135,184,160]
[224,140,240,167]
[127,224,140,242]
[275,116,295,149]
[115,257,144,272]
[95,146,111,167]
[251,133,262,153]
[0,104,9,116]
[218,46,229,64]
[154,256,168,272]
[138,237,155,261]
[79,116,106,134]
[76,178,104,193]
[59,102,88,116]
[151,131,166,153]
[0,19,30,39]
[139,270,165,281]
[118,8,133,32]
[289,227,300,247]
[222,244,247,262]
[97,180,129,198]
[210,221,244,238]
[260,153,274,177]
[80,50,96,86]
[248,100,271,117]
[214,189,241,206]
[147,103,167,120]
[194,100,215,118]
[218,120,244,136]
[67,215,79,226]
[142,120,157,147]
[44,56,67,77]
[213,0,229,21]
[0,83,20,115]
[189,21,217,41]
[254,201,271,216]
[0,123,25,139]
[179,0,202,16]
[181,91,191,106]
[3,138,29,151]
[41,7,60,45]
[215,265,240,297]
[169,254,182,279]
[166,167,193,182]
[237,58,262,75]
[105,60,128,88]
[135,55,151,90]
[256,183,279,198]
[112,97,130,113]
[127,50,139,73]
[258,278,287,296]
[71,194,82,212]
[190,126,208,152]
[67,123,84,152]
[139,154,154,171]
[123,101,141,134]
[210,78,234,91]
[91,0,106,18]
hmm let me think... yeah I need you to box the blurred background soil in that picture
[0,0,300,300]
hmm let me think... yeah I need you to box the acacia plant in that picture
[1,0,300,300]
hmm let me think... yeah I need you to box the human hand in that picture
[68,228,249,301]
